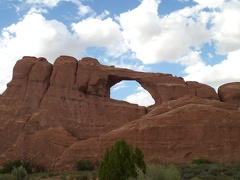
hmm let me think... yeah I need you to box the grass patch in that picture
[30,171,98,180]
[1,163,240,180]
[0,170,98,180]
[178,163,240,180]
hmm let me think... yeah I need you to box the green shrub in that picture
[209,166,220,176]
[135,164,181,180]
[0,160,21,174]
[0,159,46,174]
[76,160,94,171]
[21,160,33,174]
[0,174,13,180]
[12,166,27,180]
[233,172,240,179]
[98,139,146,180]
[192,159,211,165]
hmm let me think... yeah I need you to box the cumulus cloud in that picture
[1,13,81,61]
[193,0,224,8]
[119,0,211,64]
[211,0,240,54]
[77,4,94,17]
[124,87,155,107]
[72,17,122,47]
[182,0,240,88]
[177,50,204,67]
[184,49,240,89]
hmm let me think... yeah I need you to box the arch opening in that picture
[110,80,155,107]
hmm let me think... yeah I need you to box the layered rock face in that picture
[0,56,240,171]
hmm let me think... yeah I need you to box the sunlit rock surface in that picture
[0,56,239,171]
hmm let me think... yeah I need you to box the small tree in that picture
[134,147,146,174]
[98,139,146,180]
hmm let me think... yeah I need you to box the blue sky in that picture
[0,0,240,106]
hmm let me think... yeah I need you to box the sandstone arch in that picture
[76,57,219,105]
[2,56,239,172]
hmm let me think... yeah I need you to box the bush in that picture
[21,160,33,174]
[0,160,21,174]
[192,159,211,165]
[0,159,46,174]
[135,164,181,180]
[98,139,146,180]
[76,160,94,171]
[12,166,27,180]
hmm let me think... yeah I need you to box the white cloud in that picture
[211,0,240,54]
[77,4,94,17]
[207,53,213,59]
[184,49,240,89]
[72,17,122,47]
[0,54,16,93]
[177,50,203,67]
[2,13,81,62]
[193,0,224,8]
[181,0,240,89]
[111,81,127,92]
[124,90,155,107]
[103,58,149,72]
[26,0,60,7]
[17,0,95,18]
[27,7,48,14]
[105,39,129,58]
[97,10,110,19]
[119,0,211,64]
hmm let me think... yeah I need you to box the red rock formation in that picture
[218,82,240,106]
[54,96,240,171]
[0,55,240,171]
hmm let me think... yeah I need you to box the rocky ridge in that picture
[0,56,240,171]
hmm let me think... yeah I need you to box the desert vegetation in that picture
[98,139,146,180]
[1,162,240,180]
[1,141,240,180]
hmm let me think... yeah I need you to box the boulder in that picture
[218,82,240,106]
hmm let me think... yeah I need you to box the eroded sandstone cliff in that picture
[0,56,239,171]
